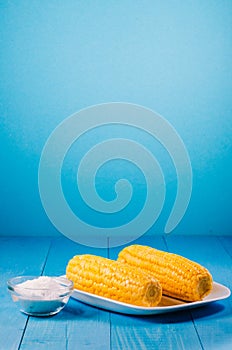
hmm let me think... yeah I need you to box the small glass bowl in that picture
[7,275,73,317]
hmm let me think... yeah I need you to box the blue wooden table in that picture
[0,235,231,350]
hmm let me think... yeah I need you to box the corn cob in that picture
[118,245,213,302]
[66,254,162,307]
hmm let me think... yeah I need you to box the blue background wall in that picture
[0,1,231,237]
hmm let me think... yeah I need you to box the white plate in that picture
[71,282,231,315]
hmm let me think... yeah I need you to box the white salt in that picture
[15,276,67,300]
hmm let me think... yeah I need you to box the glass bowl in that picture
[7,275,74,317]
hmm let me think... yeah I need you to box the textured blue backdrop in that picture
[0,1,231,237]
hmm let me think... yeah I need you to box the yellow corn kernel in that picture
[66,254,162,307]
[118,245,213,302]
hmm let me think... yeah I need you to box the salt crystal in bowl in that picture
[7,276,74,317]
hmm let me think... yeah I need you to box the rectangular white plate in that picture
[71,282,231,315]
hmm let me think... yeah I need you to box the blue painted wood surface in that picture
[0,235,231,350]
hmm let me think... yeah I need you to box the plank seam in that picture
[217,236,232,259]
[17,316,29,350]
[190,312,205,350]
[162,234,169,252]
[41,238,53,275]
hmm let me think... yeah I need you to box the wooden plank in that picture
[109,234,202,350]
[65,301,110,350]
[2,235,231,349]
[110,312,202,350]
[0,237,51,350]
[19,237,111,350]
[165,235,232,350]
[19,301,111,350]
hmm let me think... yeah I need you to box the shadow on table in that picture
[108,303,225,326]
[142,302,225,324]
[59,298,110,320]
[60,299,225,325]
